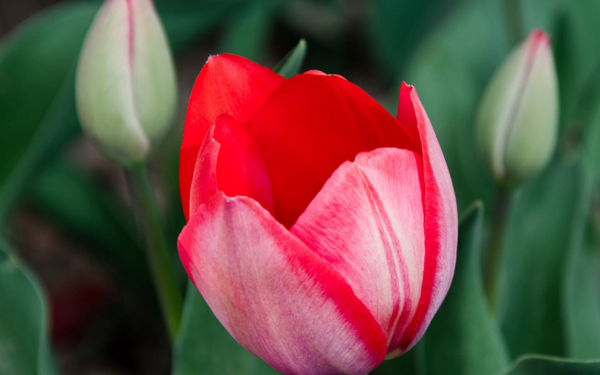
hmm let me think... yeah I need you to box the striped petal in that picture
[291,147,426,355]
[178,194,387,375]
[395,83,458,354]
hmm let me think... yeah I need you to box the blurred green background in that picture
[1,0,600,374]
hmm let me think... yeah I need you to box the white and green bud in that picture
[76,0,177,167]
[476,30,559,186]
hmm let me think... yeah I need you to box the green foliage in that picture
[273,39,307,79]
[503,356,600,375]
[417,202,510,375]
[500,160,587,358]
[0,3,100,226]
[0,239,56,375]
[173,283,278,375]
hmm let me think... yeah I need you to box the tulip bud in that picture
[476,30,558,186]
[76,0,177,167]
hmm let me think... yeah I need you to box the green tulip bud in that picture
[76,0,177,167]
[476,30,559,186]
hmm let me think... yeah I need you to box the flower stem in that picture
[127,163,182,342]
[484,187,512,314]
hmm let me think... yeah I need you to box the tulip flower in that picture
[178,54,458,375]
[477,30,559,186]
[76,0,177,167]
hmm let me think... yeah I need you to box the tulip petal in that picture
[395,82,458,353]
[188,114,274,218]
[250,73,421,227]
[180,54,285,219]
[178,194,387,375]
[291,147,426,354]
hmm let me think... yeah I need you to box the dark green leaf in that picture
[173,283,279,375]
[273,39,307,79]
[0,238,57,375]
[503,356,600,375]
[500,159,584,358]
[0,3,100,224]
[417,202,509,375]
[561,162,600,359]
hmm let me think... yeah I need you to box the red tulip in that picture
[178,54,458,375]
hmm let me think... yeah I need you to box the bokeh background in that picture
[1,0,600,374]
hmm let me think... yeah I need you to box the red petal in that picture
[394,82,458,354]
[250,73,420,227]
[291,147,426,354]
[188,114,274,218]
[178,194,387,375]
[180,54,285,219]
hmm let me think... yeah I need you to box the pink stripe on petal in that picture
[396,83,458,353]
[179,194,387,375]
[291,147,426,355]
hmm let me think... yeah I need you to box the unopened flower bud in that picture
[476,30,559,186]
[76,0,177,167]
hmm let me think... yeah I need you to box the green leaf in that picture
[0,238,57,375]
[417,202,509,375]
[503,356,600,375]
[561,162,600,359]
[173,283,279,375]
[273,39,307,79]
[0,3,100,225]
[500,159,584,358]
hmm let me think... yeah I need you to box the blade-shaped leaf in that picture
[0,238,57,375]
[0,3,100,224]
[173,283,279,375]
[503,356,600,375]
[417,202,509,375]
[561,160,600,359]
[500,159,584,358]
[274,39,307,79]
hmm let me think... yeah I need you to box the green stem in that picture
[484,187,512,314]
[505,0,524,47]
[127,163,182,342]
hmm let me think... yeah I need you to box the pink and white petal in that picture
[188,114,274,218]
[180,54,285,219]
[178,194,387,375]
[395,82,458,353]
[291,147,426,355]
